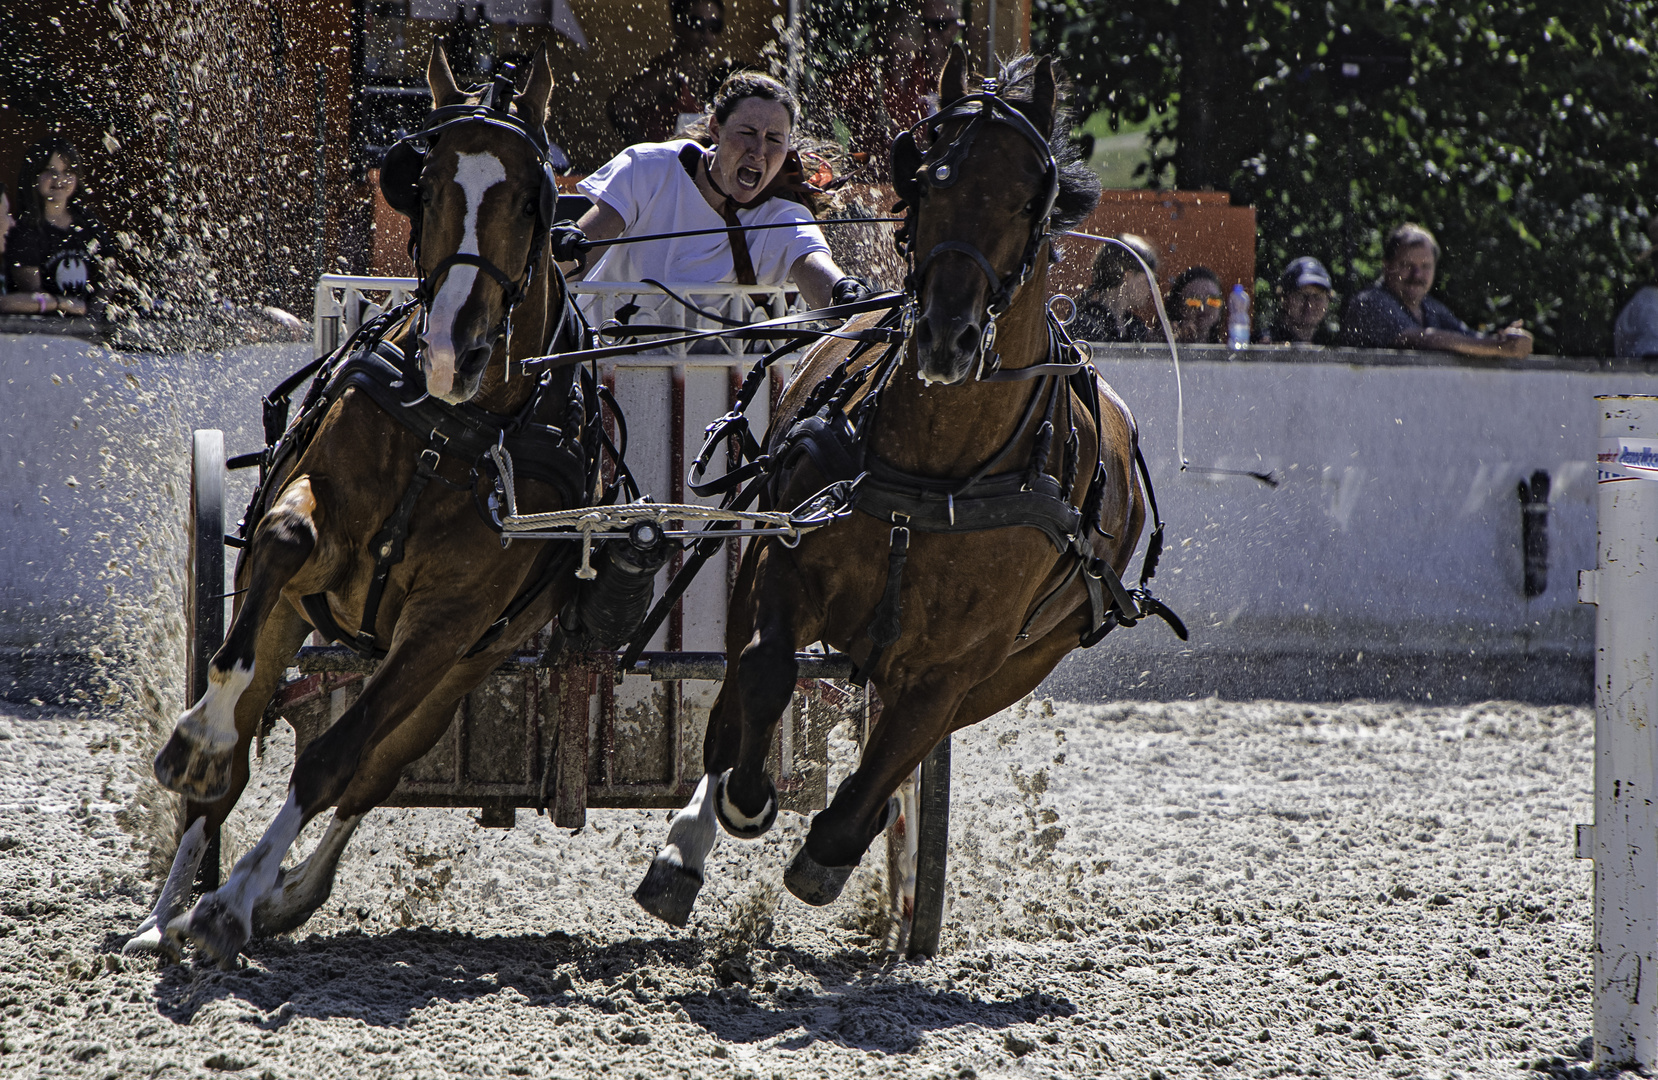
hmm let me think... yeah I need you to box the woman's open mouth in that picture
[735,165,762,191]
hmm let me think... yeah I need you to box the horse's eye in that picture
[524,196,538,217]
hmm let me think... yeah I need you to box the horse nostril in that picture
[954,324,980,356]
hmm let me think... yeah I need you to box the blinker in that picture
[934,165,952,181]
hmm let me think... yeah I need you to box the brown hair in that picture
[1383,222,1440,261]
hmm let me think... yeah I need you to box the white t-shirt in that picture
[577,140,829,290]
[1615,285,1658,359]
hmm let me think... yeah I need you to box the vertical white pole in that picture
[1583,395,1658,1068]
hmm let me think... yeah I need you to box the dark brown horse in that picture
[125,46,593,965]
[635,48,1169,928]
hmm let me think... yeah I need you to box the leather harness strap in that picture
[257,311,605,662]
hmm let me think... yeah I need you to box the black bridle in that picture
[893,82,1060,356]
[381,66,564,363]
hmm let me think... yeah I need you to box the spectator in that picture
[560,71,866,311]
[1615,218,1658,360]
[5,138,107,317]
[607,0,733,146]
[0,182,75,315]
[1339,223,1532,357]
[820,0,964,164]
[1167,265,1225,344]
[1071,233,1157,343]
[1257,256,1335,345]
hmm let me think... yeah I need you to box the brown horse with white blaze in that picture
[126,46,593,965]
[635,49,1172,929]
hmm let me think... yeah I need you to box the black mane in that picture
[994,53,1101,236]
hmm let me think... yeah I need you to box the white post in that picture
[1580,395,1658,1068]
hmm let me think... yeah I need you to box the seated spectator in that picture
[1615,218,1658,360]
[1338,223,1532,357]
[1167,265,1225,344]
[5,138,106,318]
[1071,233,1158,343]
[0,182,74,315]
[1257,256,1335,345]
[607,0,733,146]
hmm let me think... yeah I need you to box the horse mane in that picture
[992,53,1102,239]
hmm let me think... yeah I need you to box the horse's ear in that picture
[1030,55,1057,136]
[938,42,970,106]
[514,45,554,134]
[428,44,465,108]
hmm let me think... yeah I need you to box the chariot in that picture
[183,273,955,956]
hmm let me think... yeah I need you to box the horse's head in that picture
[894,48,1098,386]
[382,45,556,404]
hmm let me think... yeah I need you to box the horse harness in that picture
[665,80,1184,681]
[239,288,620,663]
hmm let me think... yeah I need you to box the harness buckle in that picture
[419,447,442,473]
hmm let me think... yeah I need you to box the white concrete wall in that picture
[1048,344,1658,702]
[0,331,310,697]
[4,330,1653,703]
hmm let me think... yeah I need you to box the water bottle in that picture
[1227,284,1251,350]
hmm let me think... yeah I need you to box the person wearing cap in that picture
[1257,256,1335,345]
[1339,222,1532,357]
[1071,232,1158,343]
[1614,217,1658,360]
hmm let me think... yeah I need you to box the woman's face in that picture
[708,96,792,204]
[1175,277,1223,343]
[36,154,78,209]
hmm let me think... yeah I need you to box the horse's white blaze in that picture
[655,772,720,876]
[123,817,208,954]
[423,150,506,402]
[172,660,253,753]
[201,789,305,931]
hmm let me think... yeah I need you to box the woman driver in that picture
[553,71,869,311]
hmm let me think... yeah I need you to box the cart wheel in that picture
[187,430,226,894]
[187,429,227,706]
[906,734,951,958]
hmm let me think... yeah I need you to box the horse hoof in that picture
[783,843,858,906]
[121,921,181,964]
[714,768,777,840]
[634,857,704,927]
[152,728,235,802]
[168,891,250,968]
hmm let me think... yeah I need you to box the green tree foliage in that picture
[1034,0,1658,355]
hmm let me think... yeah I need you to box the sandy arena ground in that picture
[0,694,1610,1079]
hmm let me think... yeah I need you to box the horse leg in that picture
[167,622,469,966]
[250,646,506,936]
[784,670,972,906]
[636,551,815,925]
[126,599,314,957]
[154,479,320,802]
[248,808,365,937]
[713,586,816,839]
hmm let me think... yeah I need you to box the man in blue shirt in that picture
[1339,223,1533,358]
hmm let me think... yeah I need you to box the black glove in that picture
[549,221,591,262]
[831,276,874,307]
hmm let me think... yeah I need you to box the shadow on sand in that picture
[144,928,1074,1054]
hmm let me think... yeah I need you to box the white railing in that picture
[313,275,418,357]
[311,274,815,362]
